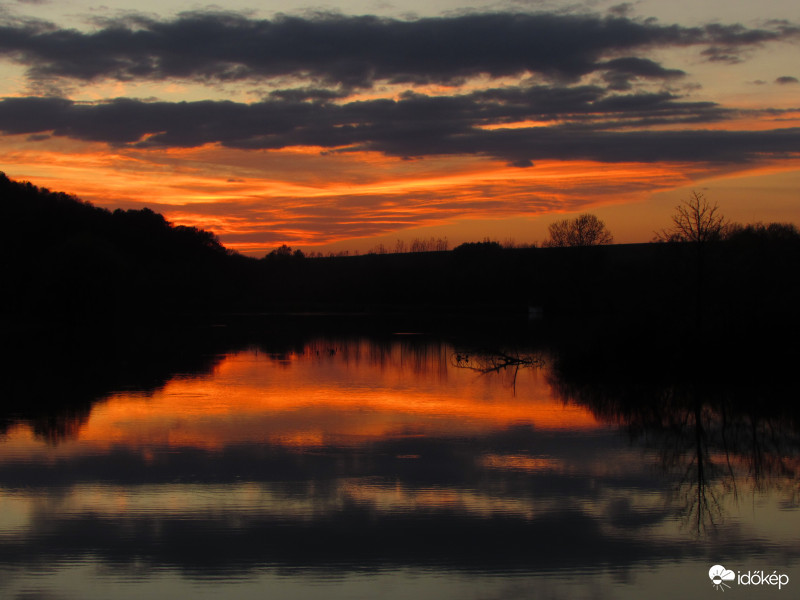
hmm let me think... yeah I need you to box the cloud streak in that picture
[139,161,698,249]
[0,11,797,87]
[0,92,797,166]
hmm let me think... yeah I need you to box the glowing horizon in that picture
[1,2,798,255]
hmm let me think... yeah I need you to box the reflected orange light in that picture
[0,344,604,455]
[480,454,565,472]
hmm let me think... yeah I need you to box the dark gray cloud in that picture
[776,75,799,84]
[599,57,685,90]
[698,22,800,63]
[0,11,796,87]
[417,126,800,165]
[3,88,797,165]
[2,10,796,168]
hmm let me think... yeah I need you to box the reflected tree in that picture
[549,363,800,536]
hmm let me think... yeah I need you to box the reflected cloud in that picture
[2,329,799,582]
[1,338,598,452]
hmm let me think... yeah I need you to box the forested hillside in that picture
[1,173,254,321]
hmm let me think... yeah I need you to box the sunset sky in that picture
[1,0,798,255]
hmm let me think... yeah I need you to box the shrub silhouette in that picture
[542,214,613,247]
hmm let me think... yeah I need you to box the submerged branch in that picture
[451,350,545,374]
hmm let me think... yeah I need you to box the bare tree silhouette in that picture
[656,191,728,244]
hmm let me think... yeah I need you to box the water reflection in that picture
[1,331,798,599]
[549,361,800,536]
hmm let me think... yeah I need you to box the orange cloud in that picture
[2,132,797,254]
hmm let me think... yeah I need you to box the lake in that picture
[1,323,797,599]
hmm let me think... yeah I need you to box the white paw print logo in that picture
[709,565,735,591]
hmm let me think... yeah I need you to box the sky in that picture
[0,0,798,255]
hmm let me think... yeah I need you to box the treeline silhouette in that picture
[1,173,257,322]
[3,173,799,352]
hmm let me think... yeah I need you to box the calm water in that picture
[1,332,798,599]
